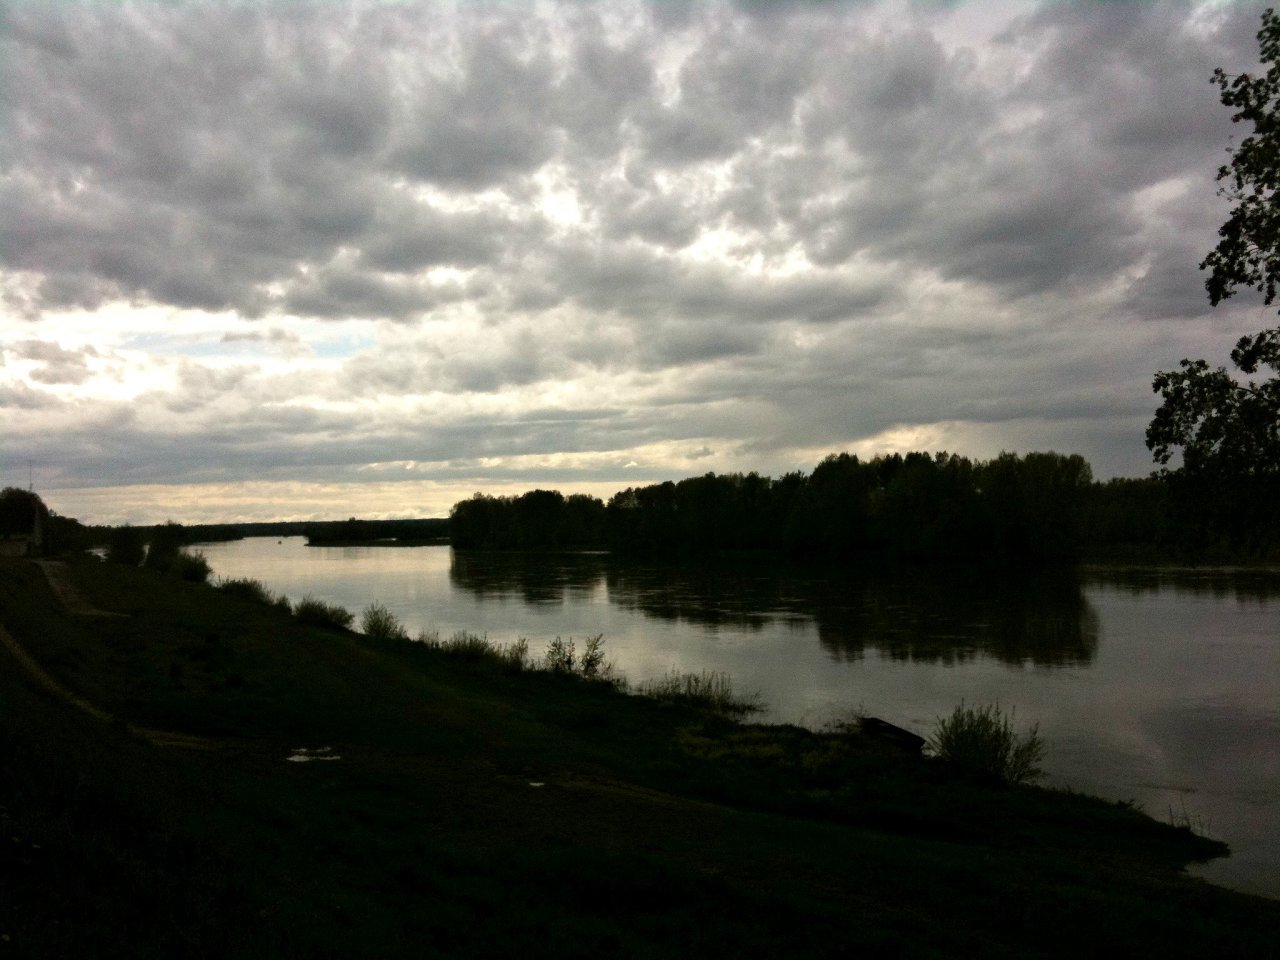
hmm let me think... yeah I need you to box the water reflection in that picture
[451,552,1100,667]
[1083,566,1280,603]
[450,550,609,606]
[808,570,1099,666]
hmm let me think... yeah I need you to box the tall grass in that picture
[927,702,1044,785]
[637,670,760,716]
[419,630,530,670]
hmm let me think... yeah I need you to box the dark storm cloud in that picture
[2,0,1260,322]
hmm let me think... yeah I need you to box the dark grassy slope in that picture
[1,558,1277,958]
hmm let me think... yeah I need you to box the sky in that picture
[1,0,1276,525]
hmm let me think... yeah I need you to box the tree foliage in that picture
[450,451,1103,563]
[1148,9,1280,555]
[0,487,50,555]
[1200,9,1280,310]
[1147,329,1280,478]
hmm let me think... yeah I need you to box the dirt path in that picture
[0,621,115,723]
[34,559,127,617]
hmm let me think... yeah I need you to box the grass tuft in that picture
[927,701,1045,785]
[419,630,531,671]
[637,669,761,716]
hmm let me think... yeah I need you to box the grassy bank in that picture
[1,556,1277,958]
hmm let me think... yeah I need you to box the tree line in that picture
[449,451,1278,562]
[450,451,1153,562]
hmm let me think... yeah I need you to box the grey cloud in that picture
[340,325,573,395]
[282,262,466,320]
[596,179,704,248]
[638,12,818,166]
[0,381,59,410]
[359,201,511,274]
[641,320,769,366]
[1,5,415,316]
[550,241,886,330]
[555,25,656,155]
[11,339,96,385]
[391,29,561,188]
[2,0,1263,327]
[274,46,394,160]
[222,328,305,347]
[164,363,254,414]
[742,3,1255,301]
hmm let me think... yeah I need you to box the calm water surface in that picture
[197,537,1280,899]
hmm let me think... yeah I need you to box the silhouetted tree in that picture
[1148,9,1280,555]
[106,525,146,566]
[0,487,50,556]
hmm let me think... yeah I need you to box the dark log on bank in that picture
[860,717,927,754]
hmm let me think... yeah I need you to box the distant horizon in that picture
[25,445,1137,527]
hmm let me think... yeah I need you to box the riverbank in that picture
[1,556,1277,958]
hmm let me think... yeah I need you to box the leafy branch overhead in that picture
[1201,9,1280,309]
[1149,9,1280,495]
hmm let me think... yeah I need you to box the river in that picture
[195,536,1280,900]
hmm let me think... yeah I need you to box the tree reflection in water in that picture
[450,551,1100,668]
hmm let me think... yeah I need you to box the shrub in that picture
[171,550,211,583]
[216,577,293,612]
[105,526,145,566]
[294,595,354,631]
[360,602,408,642]
[500,637,529,671]
[216,577,276,605]
[579,634,606,679]
[928,702,1045,785]
[143,523,186,571]
[544,636,575,673]
[637,670,760,716]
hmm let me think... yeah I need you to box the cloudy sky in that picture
[1,0,1274,524]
